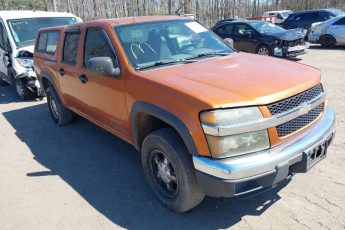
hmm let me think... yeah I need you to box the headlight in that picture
[14,57,33,68]
[200,107,270,158]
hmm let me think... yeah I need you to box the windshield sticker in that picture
[185,22,207,33]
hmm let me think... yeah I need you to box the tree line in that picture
[1,0,345,26]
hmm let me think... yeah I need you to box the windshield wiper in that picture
[185,51,230,61]
[135,59,192,71]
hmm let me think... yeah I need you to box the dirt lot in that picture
[0,45,345,230]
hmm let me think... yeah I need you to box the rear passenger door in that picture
[58,28,83,108]
[78,27,128,137]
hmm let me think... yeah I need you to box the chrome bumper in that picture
[193,106,336,180]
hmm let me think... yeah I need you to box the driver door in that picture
[232,23,257,52]
[0,21,11,82]
[78,27,128,137]
[330,17,345,44]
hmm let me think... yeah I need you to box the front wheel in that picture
[141,128,205,213]
[14,78,32,100]
[256,45,271,56]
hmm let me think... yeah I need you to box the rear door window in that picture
[36,31,59,54]
[62,32,80,64]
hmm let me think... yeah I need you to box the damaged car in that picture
[212,20,308,58]
[0,11,80,100]
[308,15,345,48]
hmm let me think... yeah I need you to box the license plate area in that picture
[290,132,334,173]
[304,141,328,170]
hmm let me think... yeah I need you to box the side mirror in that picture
[4,52,11,67]
[223,38,234,48]
[87,57,120,77]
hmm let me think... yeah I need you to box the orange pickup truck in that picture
[33,16,336,213]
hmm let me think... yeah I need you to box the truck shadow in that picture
[3,104,289,230]
[308,44,345,50]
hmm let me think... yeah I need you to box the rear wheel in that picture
[256,44,271,56]
[141,128,205,213]
[46,86,73,125]
[321,35,336,48]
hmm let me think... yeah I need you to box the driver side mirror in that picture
[87,57,120,78]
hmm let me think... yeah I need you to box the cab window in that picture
[84,28,117,67]
[62,32,80,64]
[216,24,234,36]
[36,31,59,54]
[233,24,254,36]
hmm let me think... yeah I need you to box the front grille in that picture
[284,39,305,47]
[267,84,323,115]
[276,105,323,137]
[267,84,323,137]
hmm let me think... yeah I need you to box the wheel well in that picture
[134,112,175,150]
[255,43,270,52]
[321,34,336,41]
[41,76,53,91]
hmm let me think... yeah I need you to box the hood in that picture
[140,53,320,109]
[267,28,306,41]
[14,45,34,58]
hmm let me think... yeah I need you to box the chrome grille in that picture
[267,84,323,137]
[276,105,323,137]
[267,84,323,115]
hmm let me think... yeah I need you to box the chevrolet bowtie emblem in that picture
[299,103,312,116]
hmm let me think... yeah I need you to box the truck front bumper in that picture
[193,106,336,197]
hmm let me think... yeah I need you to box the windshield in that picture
[8,17,77,48]
[250,21,285,34]
[115,20,233,70]
[330,9,345,17]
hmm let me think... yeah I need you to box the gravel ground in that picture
[0,45,344,230]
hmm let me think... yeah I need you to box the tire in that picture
[46,86,73,125]
[141,128,205,213]
[256,44,271,56]
[0,77,9,86]
[14,78,32,100]
[321,35,336,48]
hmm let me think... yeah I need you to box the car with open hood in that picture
[33,16,335,213]
[308,15,345,48]
[212,20,308,58]
[0,11,81,99]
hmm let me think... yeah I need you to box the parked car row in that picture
[213,8,345,58]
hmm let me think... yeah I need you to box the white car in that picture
[0,11,81,99]
[308,15,345,48]
[263,10,293,24]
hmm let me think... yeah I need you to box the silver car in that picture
[308,15,345,48]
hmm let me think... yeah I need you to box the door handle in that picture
[79,74,88,84]
[59,68,65,76]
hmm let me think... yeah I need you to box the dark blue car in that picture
[282,8,345,31]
